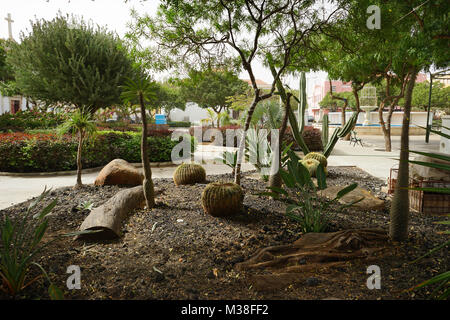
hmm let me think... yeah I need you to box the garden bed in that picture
[0,168,447,300]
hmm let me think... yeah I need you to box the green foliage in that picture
[323,112,359,158]
[176,68,248,116]
[173,163,206,186]
[408,128,450,299]
[0,131,177,172]
[167,121,191,128]
[0,188,62,298]
[319,92,356,111]
[0,110,67,132]
[7,14,133,112]
[409,81,449,111]
[58,108,97,138]
[263,150,361,233]
[322,114,329,146]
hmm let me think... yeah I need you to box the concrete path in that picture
[0,134,441,209]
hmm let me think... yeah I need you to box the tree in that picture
[386,0,449,242]
[126,0,343,185]
[410,81,450,111]
[176,68,247,127]
[154,81,186,121]
[121,74,157,209]
[7,15,133,113]
[58,108,97,188]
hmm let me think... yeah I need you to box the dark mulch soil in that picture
[0,167,448,300]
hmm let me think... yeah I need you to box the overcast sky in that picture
[1,0,329,90]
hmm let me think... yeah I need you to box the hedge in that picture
[0,131,181,173]
[0,110,67,132]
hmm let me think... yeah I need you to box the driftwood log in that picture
[236,228,388,292]
[77,186,146,240]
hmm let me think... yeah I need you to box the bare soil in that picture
[0,167,447,300]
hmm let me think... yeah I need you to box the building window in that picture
[331,85,336,92]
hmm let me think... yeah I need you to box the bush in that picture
[168,121,191,128]
[0,110,67,132]
[0,131,178,172]
[284,126,323,152]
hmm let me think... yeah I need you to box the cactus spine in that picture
[300,159,320,177]
[201,182,244,217]
[173,163,206,185]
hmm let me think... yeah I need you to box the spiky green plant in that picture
[262,150,362,233]
[300,159,320,177]
[201,182,244,217]
[304,152,328,168]
[58,108,97,188]
[322,114,329,146]
[173,163,206,185]
[0,187,63,299]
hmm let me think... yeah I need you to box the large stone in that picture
[319,185,385,211]
[94,159,143,186]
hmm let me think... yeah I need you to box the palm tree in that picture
[58,108,97,188]
[121,75,157,209]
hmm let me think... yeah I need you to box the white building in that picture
[0,94,27,115]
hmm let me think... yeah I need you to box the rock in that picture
[319,185,385,211]
[94,159,143,186]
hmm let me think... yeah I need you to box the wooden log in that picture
[77,186,145,240]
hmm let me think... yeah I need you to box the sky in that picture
[0,0,328,90]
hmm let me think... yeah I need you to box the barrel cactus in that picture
[173,163,206,185]
[300,159,320,177]
[304,152,328,168]
[201,182,244,217]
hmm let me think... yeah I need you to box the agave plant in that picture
[408,126,450,300]
[262,150,362,233]
[0,187,63,299]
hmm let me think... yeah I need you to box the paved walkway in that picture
[0,134,441,209]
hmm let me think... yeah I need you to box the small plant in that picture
[173,163,206,185]
[58,108,97,188]
[217,150,238,176]
[300,158,320,177]
[77,200,94,212]
[303,152,328,168]
[407,126,450,299]
[201,182,244,217]
[262,150,362,233]
[0,187,63,299]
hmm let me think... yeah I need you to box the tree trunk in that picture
[139,93,155,209]
[389,68,417,242]
[268,92,291,188]
[75,131,84,188]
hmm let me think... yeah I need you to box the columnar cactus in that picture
[173,163,206,185]
[322,114,329,146]
[201,182,244,217]
[304,152,328,168]
[300,159,320,177]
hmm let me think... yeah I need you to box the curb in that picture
[0,162,176,177]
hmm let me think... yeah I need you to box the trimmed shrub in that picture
[168,121,191,127]
[0,131,178,172]
[0,110,67,132]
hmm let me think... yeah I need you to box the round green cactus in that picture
[300,159,320,177]
[173,163,206,185]
[303,152,327,168]
[201,182,244,217]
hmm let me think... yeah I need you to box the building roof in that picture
[241,79,272,89]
